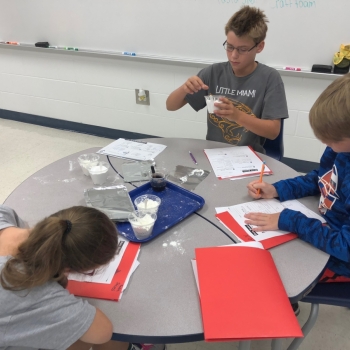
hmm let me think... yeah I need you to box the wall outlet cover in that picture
[135,89,150,105]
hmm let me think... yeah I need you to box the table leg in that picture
[287,303,320,350]
[271,338,283,350]
[238,340,251,350]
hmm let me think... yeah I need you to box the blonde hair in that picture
[225,6,268,43]
[309,73,350,141]
[1,206,118,291]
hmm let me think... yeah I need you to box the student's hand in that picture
[247,180,278,199]
[213,97,239,121]
[183,76,208,94]
[244,212,280,232]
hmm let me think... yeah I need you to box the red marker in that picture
[284,66,301,71]
[6,41,20,45]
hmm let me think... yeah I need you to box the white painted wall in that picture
[0,47,336,163]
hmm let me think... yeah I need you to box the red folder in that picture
[216,211,297,249]
[67,242,140,301]
[195,246,303,341]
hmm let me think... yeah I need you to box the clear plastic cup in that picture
[204,95,223,114]
[134,194,161,214]
[88,161,110,185]
[77,153,100,176]
[150,168,168,192]
[128,211,157,240]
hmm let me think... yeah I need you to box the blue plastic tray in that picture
[116,181,205,242]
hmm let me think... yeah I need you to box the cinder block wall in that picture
[0,47,336,163]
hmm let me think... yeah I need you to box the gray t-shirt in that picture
[0,205,96,350]
[186,62,289,153]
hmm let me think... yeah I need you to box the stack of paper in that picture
[215,199,326,249]
[67,237,141,301]
[204,146,272,179]
[97,138,167,161]
[194,245,303,341]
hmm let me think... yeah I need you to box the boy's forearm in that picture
[279,209,350,263]
[234,110,280,139]
[273,170,320,201]
[166,87,188,111]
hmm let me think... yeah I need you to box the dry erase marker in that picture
[122,51,136,56]
[284,66,301,71]
[49,46,58,49]
[64,47,78,51]
[189,151,197,165]
[6,41,20,45]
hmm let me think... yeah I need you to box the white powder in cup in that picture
[130,213,156,239]
[136,199,160,213]
[89,165,108,185]
[205,95,222,114]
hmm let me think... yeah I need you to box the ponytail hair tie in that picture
[64,220,72,235]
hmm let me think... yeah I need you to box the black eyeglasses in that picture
[223,41,259,55]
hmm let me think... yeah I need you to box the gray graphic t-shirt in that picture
[186,62,289,153]
[0,205,96,350]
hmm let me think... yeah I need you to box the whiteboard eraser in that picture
[35,41,50,48]
[311,64,332,73]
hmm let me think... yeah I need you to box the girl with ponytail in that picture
[0,205,128,350]
[1,206,118,292]
[0,205,166,350]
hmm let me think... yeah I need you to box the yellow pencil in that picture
[257,161,266,195]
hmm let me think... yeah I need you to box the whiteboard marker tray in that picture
[116,181,205,243]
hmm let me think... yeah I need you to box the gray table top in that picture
[4,138,329,344]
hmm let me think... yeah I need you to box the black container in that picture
[150,173,167,192]
[334,65,350,74]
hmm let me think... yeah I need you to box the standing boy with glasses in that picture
[166,6,288,154]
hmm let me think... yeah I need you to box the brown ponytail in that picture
[1,206,118,291]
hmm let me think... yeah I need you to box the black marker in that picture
[242,169,258,172]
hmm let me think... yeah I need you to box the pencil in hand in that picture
[257,161,266,195]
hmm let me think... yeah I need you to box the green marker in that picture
[64,47,78,51]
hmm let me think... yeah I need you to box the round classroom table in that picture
[4,138,329,344]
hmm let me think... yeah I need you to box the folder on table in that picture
[67,242,140,301]
[195,246,303,341]
[215,211,297,249]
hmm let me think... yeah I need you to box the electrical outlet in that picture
[135,89,150,105]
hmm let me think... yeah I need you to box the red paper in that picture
[67,242,140,301]
[216,211,297,249]
[195,246,303,341]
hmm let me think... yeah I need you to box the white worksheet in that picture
[97,138,167,161]
[68,236,129,284]
[225,199,326,242]
[204,146,272,179]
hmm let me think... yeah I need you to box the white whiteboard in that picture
[0,0,349,69]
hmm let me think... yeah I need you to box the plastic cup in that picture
[128,211,157,240]
[150,169,168,192]
[77,153,100,176]
[134,194,161,214]
[204,95,223,114]
[88,161,110,185]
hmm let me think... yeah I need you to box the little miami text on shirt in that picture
[216,86,256,97]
